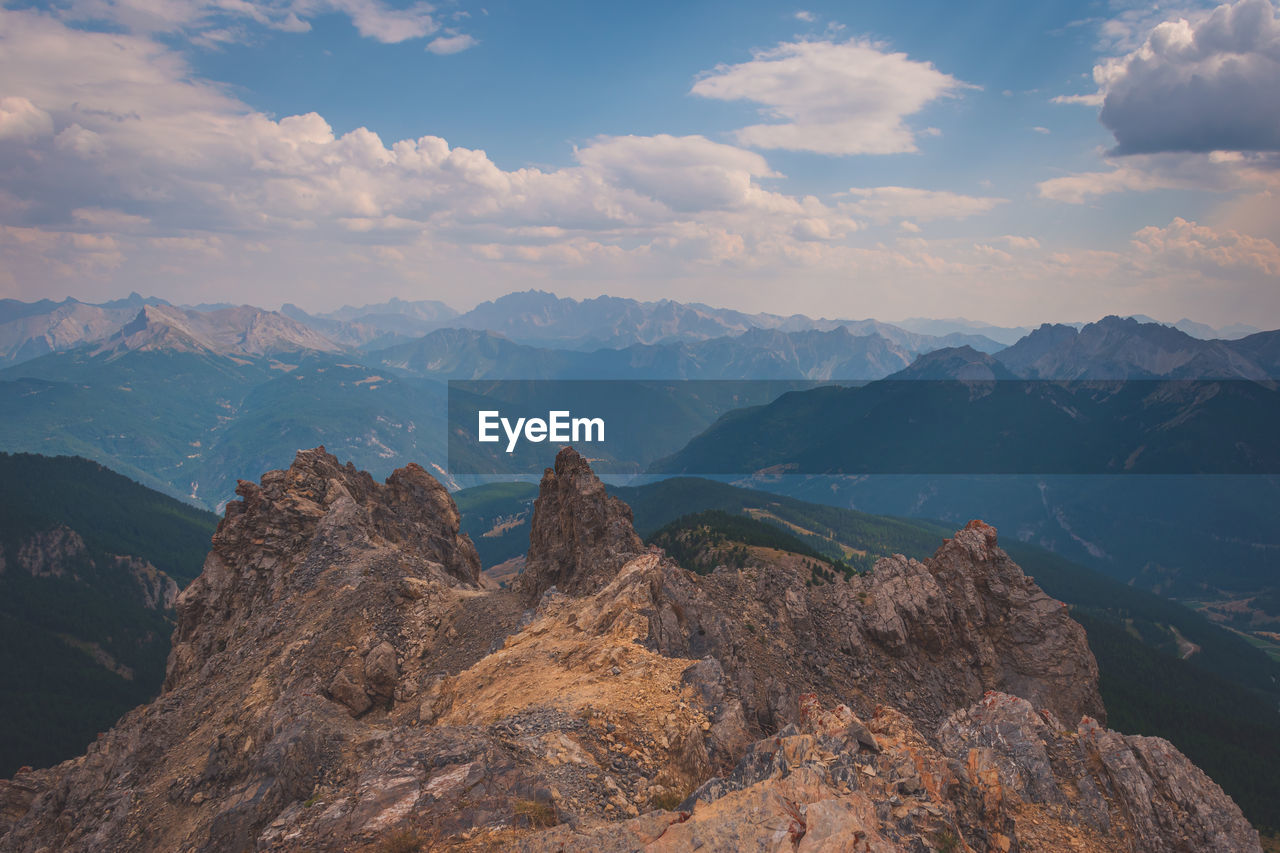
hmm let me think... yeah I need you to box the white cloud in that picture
[794,10,816,22]
[320,0,440,43]
[838,186,1004,223]
[1036,150,1280,203]
[574,134,781,213]
[3,7,1277,327]
[60,0,460,45]
[1064,0,1280,153]
[426,33,477,54]
[0,9,867,282]
[1032,126,1050,134]
[1132,216,1280,276]
[1000,235,1041,250]
[690,37,971,155]
[1051,92,1104,106]
[0,96,53,141]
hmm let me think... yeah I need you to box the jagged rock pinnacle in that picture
[165,446,481,691]
[514,446,645,603]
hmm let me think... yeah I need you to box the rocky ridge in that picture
[0,446,1260,852]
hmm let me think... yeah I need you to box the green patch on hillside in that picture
[613,476,951,573]
[1000,542,1280,705]
[647,509,854,580]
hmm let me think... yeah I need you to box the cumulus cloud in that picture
[690,37,971,155]
[0,9,869,284]
[426,33,477,54]
[1086,0,1280,153]
[838,186,1004,223]
[1132,216,1280,276]
[4,7,1277,326]
[0,96,53,141]
[321,0,440,43]
[575,134,781,213]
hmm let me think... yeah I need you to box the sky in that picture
[1,0,1279,326]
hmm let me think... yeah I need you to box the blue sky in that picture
[1,0,1278,326]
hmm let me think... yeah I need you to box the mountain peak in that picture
[514,446,645,603]
[995,314,1277,379]
[94,304,341,359]
[166,446,480,691]
[892,345,1020,380]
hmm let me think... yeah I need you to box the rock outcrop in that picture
[639,516,1103,735]
[514,447,645,603]
[0,447,1259,853]
[524,690,1260,853]
[16,525,88,578]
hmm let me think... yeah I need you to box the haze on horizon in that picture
[2,0,1279,328]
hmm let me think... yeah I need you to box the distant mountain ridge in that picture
[445,290,1008,353]
[0,293,165,365]
[6,290,1274,374]
[369,324,918,380]
[280,298,458,348]
[97,304,342,360]
[894,314,1261,346]
[650,315,1280,602]
[0,289,1008,367]
[994,315,1280,379]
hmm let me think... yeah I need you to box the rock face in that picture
[641,517,1104,736]
[166,446,481,691]
[525,691,1260,853]
[514,447,645,602]
[16,526,88,578]
[938,693,1260,853]
[0,447,1259,853]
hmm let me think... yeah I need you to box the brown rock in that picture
[363,641,399,703]
[0,451,1259,853]
[514,446,645,603]
[328,658,372,717]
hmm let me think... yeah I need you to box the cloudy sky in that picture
[1,0,1278,326]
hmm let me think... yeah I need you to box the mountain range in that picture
[649,320,1280,615]
[0,295,1023,508]
[0,447,1265,851]
[894,315,1261,346]
[1,295,1276,643]
[6,290,1263,371]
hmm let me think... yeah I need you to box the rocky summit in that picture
[0,447,1260,852]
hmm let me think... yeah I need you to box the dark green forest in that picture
[0,453,218,776]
